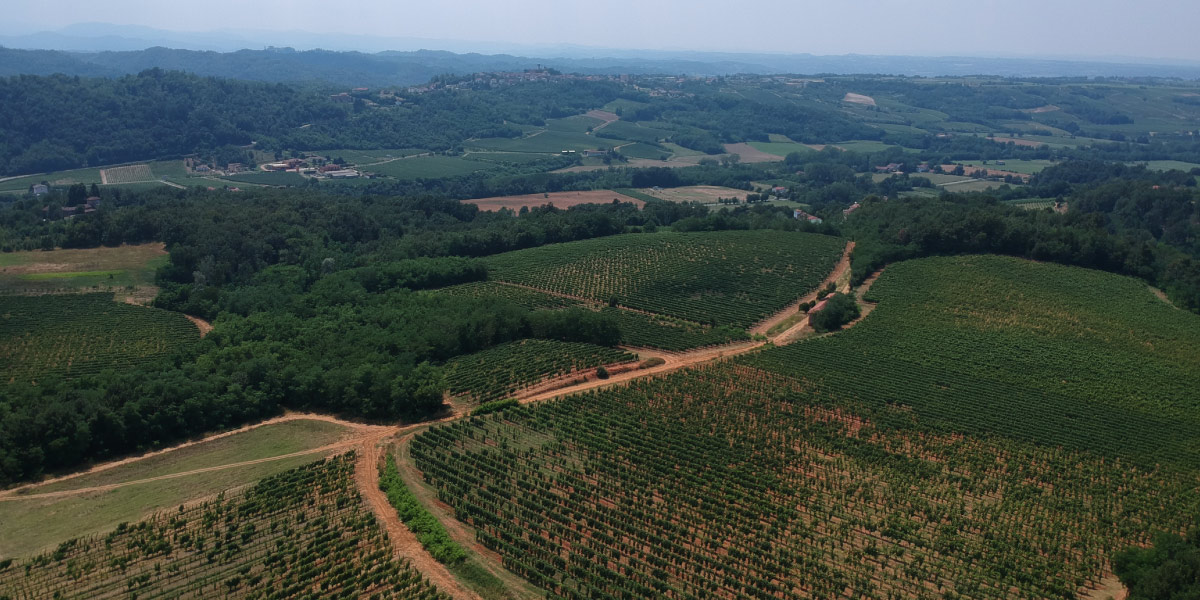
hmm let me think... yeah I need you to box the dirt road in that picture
[356,436,480,600]
[8,246,882,598]
[749,241,855,337]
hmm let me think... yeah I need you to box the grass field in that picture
[545,114,604,133]
[321,148,428,165]
[412,255,1200,600]
[984,159,1057,174]
[466,190,644,212]
[470,131,617,154]
[1132,160,1200,172]
[0,419,353,558]
[638,185,751,204]
[832,139,905,153]
[366,155,495,179]
[483,230,846,328]
[595,121,672,144]
[0,166,105,193]
[616,142,670,160]
[0,161,189,195]
[0,293,200,383]
[221,171,308,186]
[747,141,817,157]
[0,242,168,301]
[465,151,560,164]
[1,456,447,598]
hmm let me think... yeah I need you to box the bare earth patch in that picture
[1022,104,1061,113]
[941,164,1032,181]
[466,190,644,212]
[723,143,783,163]
[1081,574,1128,600]
[584,109,619,130]
[843,93,877,106]
[0,242,166,275]
[185,314,214,337]
[989,136,1046,148]
[640,185,751,203]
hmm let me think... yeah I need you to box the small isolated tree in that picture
[595,366,609,379]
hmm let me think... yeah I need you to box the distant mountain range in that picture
[2,23,1200,85]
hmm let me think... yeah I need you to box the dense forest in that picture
[0,70,624,174]
[4,68,1200,176]
[2,149,1199,486]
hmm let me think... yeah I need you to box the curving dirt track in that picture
[749,241,855,337]
[0,412,380,497]
[357,435,480,600]
[8,244,881,598]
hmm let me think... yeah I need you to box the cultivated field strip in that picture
[0,455,448,600]
[743,255,1200,469]
[0,293,200,383]
[437,281,749,351]
[412,364,1193,600]
[483,231,846,329]
[444,339,636,404]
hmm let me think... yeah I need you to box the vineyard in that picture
[741,255,1200,469]
[0,454,448,599]
[483,231,846,328]
[445,339,636,403]
[100,164,154,184]
[437,281,749,351]
[411,364,1197,599]
[0,293,200,383]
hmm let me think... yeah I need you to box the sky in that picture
[5,0,1200,61]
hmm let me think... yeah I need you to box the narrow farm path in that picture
[749,240,855,337]
[184,314,213,337]
[5,244,883,597]
[357,433,481,600]
[0,441,360,501]
[1150,286,1179,309]
[394,433,544,600]
[491,280,713,326]
[584,109,619,132]
[0,412,380,497]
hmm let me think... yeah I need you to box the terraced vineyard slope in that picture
[0,293,200,383]
[0,454,448,599]
[445,339,636,404]
[483,231,846,328]
[437,281,749,351]
[410,256,1200,599]
[412,364,1195,600]
[743,255,1200,469]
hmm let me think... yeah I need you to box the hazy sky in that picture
[7,0,1200,61]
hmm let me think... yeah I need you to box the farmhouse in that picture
[808,298,829,314]
[582,150,607,158]
[794,209,823,224]
[843,202,861,216]
[875,163,902,173]
[31,184,48,196]
[326,169,361,178]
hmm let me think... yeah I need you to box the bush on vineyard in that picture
[810,293,860,333]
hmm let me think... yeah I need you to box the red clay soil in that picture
[356,438,481,600]
[749,241,854,337]
[0,412,381,497]
[723,143,784,163]
[184,314,214,337]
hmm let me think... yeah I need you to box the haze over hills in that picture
[3,23,1200,85]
